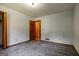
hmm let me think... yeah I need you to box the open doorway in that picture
[0,12,2,48]
[0,11,7,49]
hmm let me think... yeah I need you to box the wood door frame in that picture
[0,11,7,49]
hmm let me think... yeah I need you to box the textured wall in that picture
[35,11,73,45]
[73,3,79,54]
[0,5,30,46]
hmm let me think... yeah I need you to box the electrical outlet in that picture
[45,38,49,40]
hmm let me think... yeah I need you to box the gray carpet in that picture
[0,40,79,56]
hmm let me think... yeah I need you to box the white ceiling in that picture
[0,3,75,17]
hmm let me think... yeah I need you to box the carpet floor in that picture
[0,40,79,56]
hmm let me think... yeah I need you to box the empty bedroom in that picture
[0,3,79,56]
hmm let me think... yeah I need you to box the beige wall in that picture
[35,11,73,45]
[0,5,30,46]
[73,3,79,54]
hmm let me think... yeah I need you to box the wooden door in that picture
[30,21,36,40]
[35,21,41,40]
[30,20,41,41]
